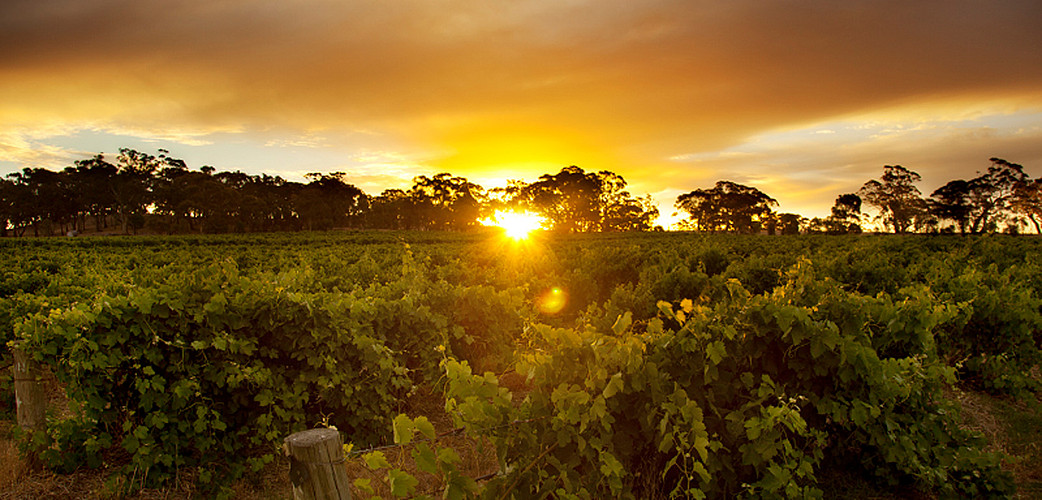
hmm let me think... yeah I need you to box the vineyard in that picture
[2,231,1042,498]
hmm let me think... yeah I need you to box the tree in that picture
[1010,178,1042,234]
[0,177,25,236]
[5,167,81,236]
[596,172,659,231]
[366,189,413,229]
[67,154,118,232]
[804,217,829,234]
[484,179,529,218]
[777,213,803,235]
[112,148,161,234]
[519,166,603,232]
[602,193,659,231]
[239,174,294,232]
[825,193,862,234]
[408,173,484,230]
[763,212,804,235]
[964,158,1027,233]
[928,158,1029,234]
[859,165,925,233]
[507,167,658,232]
[294,172,369,231]
[674,181,777,233]
[929,179,973,234]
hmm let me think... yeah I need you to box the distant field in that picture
[2,231,1041,498]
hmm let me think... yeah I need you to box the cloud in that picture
[0,135,80,170]
[660,108,1042,218]
[4,1,1040,131]
[1,0,1041,217]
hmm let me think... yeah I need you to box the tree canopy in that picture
[514,167,658,232]
[858,165,926,234]
[674,181,778,233]
[2,148,1038,236]
[1,150,660,236]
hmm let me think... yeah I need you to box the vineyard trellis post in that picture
[12,341,47,431]
[284,427,352,500]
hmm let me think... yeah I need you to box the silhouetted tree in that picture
[5,167,81,236]
[930,179,973,234]
[859,165,925,233]
[597,172,659,231]
[1,148,676,236]
[505,167,657,232]
[928,158,1028,234]
[0,176,28,236]
[367,189,413,229]
[519,166,602,232]
[294,172,368,231]
[675,181,777,233]
[408,173,484,230]
[1010,177,1042,234]
[777,213,803,235]
[68,154,118,232]
[824,193,862,234]
[111,148,162,234]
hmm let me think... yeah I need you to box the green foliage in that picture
[2,231,1039,497]
[928,263,1042,395]
[356,412,479,500]
[440,260,1014,498]
[16,261,411,489]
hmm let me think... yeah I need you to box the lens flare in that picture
[480,210,546,240]
[538,287,567,314]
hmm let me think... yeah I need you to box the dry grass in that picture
[949,384,1042,499]
[344,432,499,498]
[0,429,25,494]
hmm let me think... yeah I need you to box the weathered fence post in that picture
[284,428,352,500]
[12,341,47,431]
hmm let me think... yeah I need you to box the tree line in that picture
[671,158,1040,235]
[2,149,1038,236]
[0,149,658,236]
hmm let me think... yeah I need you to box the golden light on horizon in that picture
[480,210,547,240]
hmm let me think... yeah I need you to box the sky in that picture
[2,0,1041,227]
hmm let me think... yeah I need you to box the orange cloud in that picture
[2,0,1041,218]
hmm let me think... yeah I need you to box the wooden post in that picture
[12,342,47,431]
[284,428,352,500]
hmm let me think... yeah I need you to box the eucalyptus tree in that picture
[67,154,118,232]
[929,158,1029,234]
[859,165,925,233]
[111,148,163,234]
[294,172,369,231]
[675,181,777,233]
[1010,178,1042,234]
[519,166,602,232]
[409,173,484,230]
[515,166,659,232]
[826,193,862,234]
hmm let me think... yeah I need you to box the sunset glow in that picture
[1,1,1040,220]
[481,210,547,240]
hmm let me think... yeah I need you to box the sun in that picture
[480,210,546,240]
